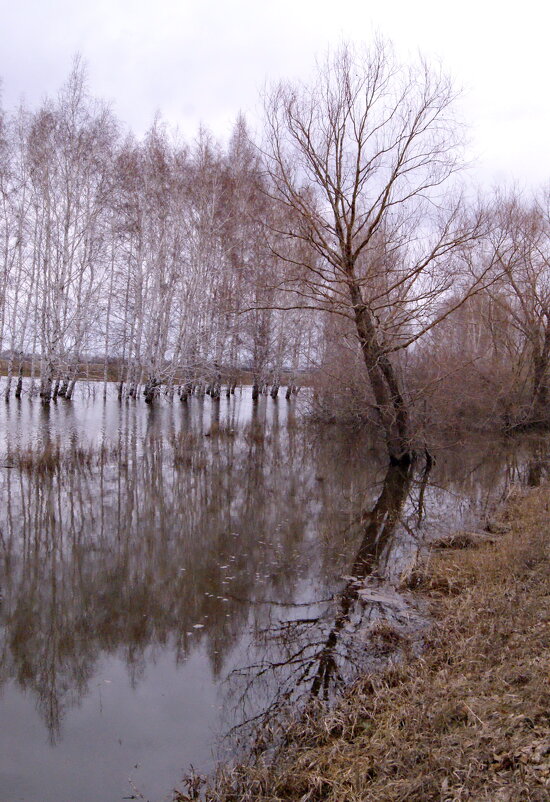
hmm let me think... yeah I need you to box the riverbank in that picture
[183,481,550,801]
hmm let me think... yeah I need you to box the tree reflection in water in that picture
[222,460,420,751]
[0,394,547,768]
[221,435,550,756]
[1,398,382,745]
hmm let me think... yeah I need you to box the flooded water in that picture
[0,384,548,802]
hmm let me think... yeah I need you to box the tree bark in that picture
[348,280,411,464]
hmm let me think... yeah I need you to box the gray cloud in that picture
[1,0,549,185]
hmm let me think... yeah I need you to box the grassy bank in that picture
[181,483,550,801]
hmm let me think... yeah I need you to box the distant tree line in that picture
[0,60,314,405]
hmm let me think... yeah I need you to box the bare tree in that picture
[263,41,487,462]
[484,191,550,426]
[24,59,117,402]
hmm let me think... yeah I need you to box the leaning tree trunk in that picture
[349,281,411,465]
[62,361,80,401]
[65,375,77,400]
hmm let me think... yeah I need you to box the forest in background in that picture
[1,44,549,459]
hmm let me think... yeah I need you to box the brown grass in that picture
[10,443,119,473]
[178,484,550,801]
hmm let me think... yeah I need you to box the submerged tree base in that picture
[177,483,550,801]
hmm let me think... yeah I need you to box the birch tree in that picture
[486,192,550,426]
[1,106,35,399]
[27,60,117,401]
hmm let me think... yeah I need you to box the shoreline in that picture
[181,482,550,801]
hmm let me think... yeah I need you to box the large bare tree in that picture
[263,41,486,463]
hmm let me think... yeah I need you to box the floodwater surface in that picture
[0,385,547,802]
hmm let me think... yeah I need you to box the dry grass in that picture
[179,484,550,801]
[10,442,119,473]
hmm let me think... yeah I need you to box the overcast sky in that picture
[1,0,549,187]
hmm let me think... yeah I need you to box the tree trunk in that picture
[349,281,411,464]
[15,367,23,400]
[65,376,77,400]
[144,377,158,404]
[58,376,69,397]
[40,361,54,403]
[252,378,260,402]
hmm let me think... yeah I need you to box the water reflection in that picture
[0,388,549,801]
[216,436,550,757]
[2,412,307,735]
[222,461,417,750]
